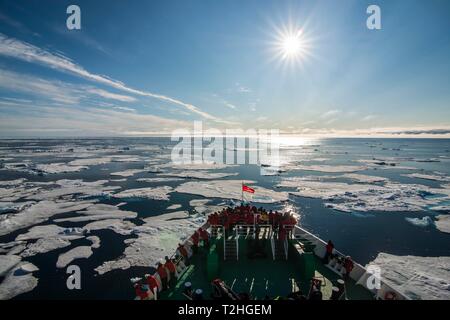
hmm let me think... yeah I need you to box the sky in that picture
[0,0,449,138]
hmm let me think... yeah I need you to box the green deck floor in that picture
[159,239,375,300]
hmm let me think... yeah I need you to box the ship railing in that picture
[234,224,273,239]
[283,237,289,260]
[293,225,411,300]
[270,235,276,260]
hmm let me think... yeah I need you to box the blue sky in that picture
[0,0,449,137]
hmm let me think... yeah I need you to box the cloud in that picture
[362,114,377,121]
[235,82,251,93]
[321,109,340,118]
[0,69,83,104]
[113,106,136,112]
[385,129,450,135]
[0,33,220,122]
[224,102,237,109]
[0,102,191,137]
[87,88,137,102]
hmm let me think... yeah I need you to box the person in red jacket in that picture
[324,240,335,263]
[134,283,149,300]
[177,243,189,265]
[164,256,177,284]
[199,227,209,247]
[157,262,168,290]
[343,256,354,279]
[145,274,159,295]
[191,232,200,253]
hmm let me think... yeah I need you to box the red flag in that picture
[242,184,255,193]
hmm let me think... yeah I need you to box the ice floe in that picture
[405,216,434,228]
[0,259,39,300]
[367,253,450,300]
[87,236,101,249]
[292,164,367,173]
[403,173,450,183]
[159,171,238,180]
[113,186,173,201]
[56,246,93,268]
[341,173,388,184]
[435,215,450,233]
[0,200,93,237]
[0,254,21,277]
[279,178,450,213]
[110,169,147,177]
[136,177,184,183]
[20,237,72,258]
[167,204,182,210]
[68,157,113,166]
[175,180,289,203]
[54,203,137,223]
[95,211,204,275]
[35,163,88,174]
[83,219,136,235]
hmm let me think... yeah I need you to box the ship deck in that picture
[159,238,374,300]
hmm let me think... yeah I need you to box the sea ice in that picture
[175,180,289,203]
[56,246,94,268]
[136,177,184,183]
[167,204,182,210]
[0,260,39,300]
[83,219,136,235]
[0,200,93,237]
[435,215,450,233]
[341,173,388,184]
[292,164,367,173]
[367,253,450,300]
[280,178,450,213]
[20,237,72,258]
[113,186,173,201]
[110,169,147,177]
[94,211,204,275]
[53,203,137,223]
[36,163,88,174]
[405,216,434,228]
[68,157,113,166]
[159,171,238,180]
[403,173,450,183]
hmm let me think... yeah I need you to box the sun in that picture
[281,31,304,59]
[269,25,313,69]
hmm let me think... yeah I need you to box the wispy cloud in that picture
[321,109,341,119]
[235,82,251,93]
[0,33,221,122]
[362,114,377,121]
[224,102,237,109]
[87,88,137,102]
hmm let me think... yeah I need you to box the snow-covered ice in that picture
[56,246,93,268]
[175,180,289,203]
[113,186,173,201]
[35,163,88,174]
[403,173,450,183]
[94,211,204,275]
[367,253,450,300]
[0,259,39,300]
[405,216,434,228]
[292,164,367,173]
[159,171,238,180]
[0,200,93,237]
[435,215,450,233]
[54,203,137,223]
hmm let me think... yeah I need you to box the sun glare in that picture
[270,25,313,69]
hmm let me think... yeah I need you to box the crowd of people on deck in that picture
[134,205,299,300]
[207,204,298,240]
